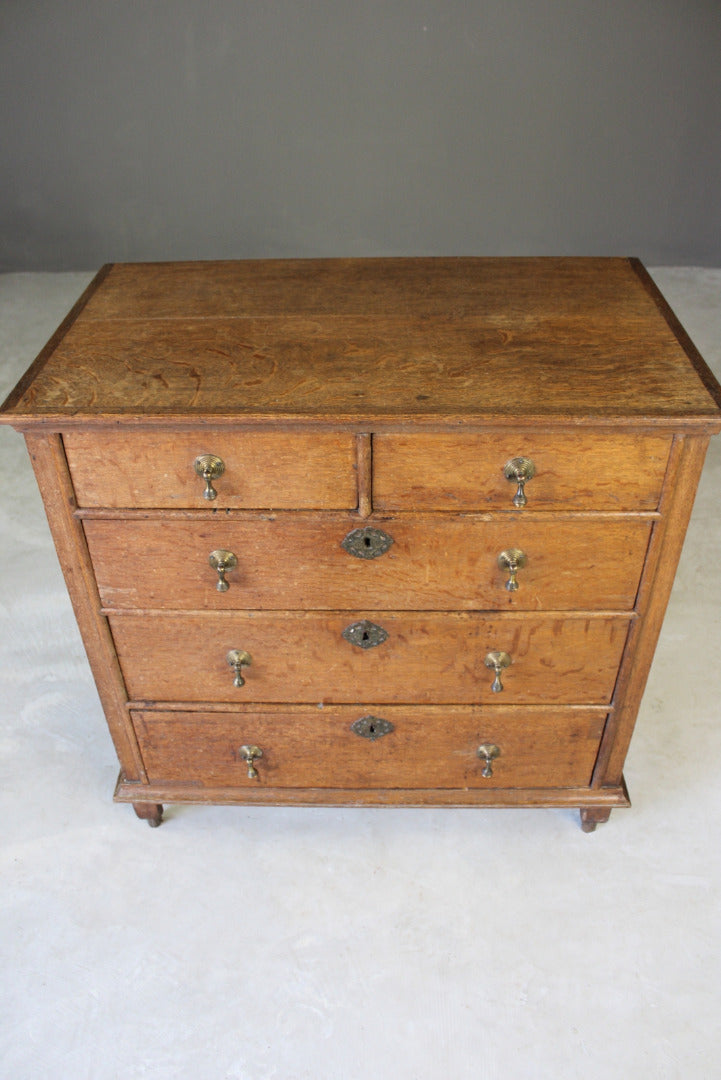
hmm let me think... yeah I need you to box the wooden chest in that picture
[2,258,719,830]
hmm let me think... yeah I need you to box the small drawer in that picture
[110,611,631,705]
[373,432,671,511]
[63,429,358,509]
[131,705,607,790]
[86,514,652,612]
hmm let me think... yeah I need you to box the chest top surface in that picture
[2,256,720,430]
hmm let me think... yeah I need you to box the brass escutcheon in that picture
[503,457,536,508]
[341,526,394,560]
[342,620,389,649]
[351,715,395,741]
[209,549,237,592]
[498,548,527,592]
[484,650,512,693]
[239,744,263,779]
[194,454,225,500]
[477,743,501,778]
[227,649,251,688]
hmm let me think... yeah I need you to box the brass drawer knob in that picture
[194,454,225,500]
[209,549,237,591]
[477,743,501,778]
[498,548,527,592]
[239,744,263,780]
[227,649,252,687]
[484,650,512,693]
[504,457,536,508]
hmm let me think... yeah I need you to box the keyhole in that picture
[362,630,369,642]
[369,724,375,735]
[364,536,372,548]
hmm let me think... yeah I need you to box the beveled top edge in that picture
[3,412,720,435]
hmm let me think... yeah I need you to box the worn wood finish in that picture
[22,433,146,782]
[3,258,720,429]
[84,514,652,612]
[115,775,630,809]
[2,257,720,829]
[355,433,373,517]
[374,432,671,511]
[132,801,164,827]
[132,706,606,790]
[110,611,630,705]
[63,430,358,509]
[593,435,712,786]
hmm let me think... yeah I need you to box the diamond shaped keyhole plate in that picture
[342,620,389,649]
[351,715,395,740]
[341,526,394,560]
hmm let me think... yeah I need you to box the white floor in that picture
[1,268,720,1080]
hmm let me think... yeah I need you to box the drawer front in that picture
[63,430,358,509]
[373,433,671,511]
[110,612,630,705]
[131,706,607,789]
[86,515,651,612]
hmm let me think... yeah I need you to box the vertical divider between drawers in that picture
[355,432,373,518]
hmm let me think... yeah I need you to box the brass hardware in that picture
[477,743,501,778]
[209,549,237,591]
[194,454,225,500]
[341,526,394,560]
[351,715,395,741]
[498,548,527,592]
[226,649,251,687]
[239,744,263,779]
[484,650,512,693]
[504,457,536,508]
[342,620,389,649]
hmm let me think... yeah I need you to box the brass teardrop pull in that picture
[194,454,225,500]
[484,650,512,693]
[239,744,263,779]
[227,649,251,687]
[477,743,501,778]
[497,548,527,592]
[209,549,237,591]
[503,457,536,508]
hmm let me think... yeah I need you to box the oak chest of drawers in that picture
[2,257,720,830]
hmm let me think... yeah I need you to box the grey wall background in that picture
[2,0,720,271]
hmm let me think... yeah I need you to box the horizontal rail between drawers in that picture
[103,607,639,620]
[125,700,614,713]
[75,507,662,521]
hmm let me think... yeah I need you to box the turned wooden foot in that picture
[580,807,612,832]
[133,802,164,827]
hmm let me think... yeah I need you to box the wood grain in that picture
[373,432,671,511]
[4,258,719,827]
[63,429,357,509]
[131,705,607,790]
[115,775,629,809]
[84,513,652,612]
[109,611,631,705]
[593,434,712,785]
[2,258,720,429]
[23,433,145,781]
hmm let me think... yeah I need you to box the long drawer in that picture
[85,515,652,612]
[63,430,358,509]
[110,612,631,705]
[373,432,671,511]
[131,705,607,789]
